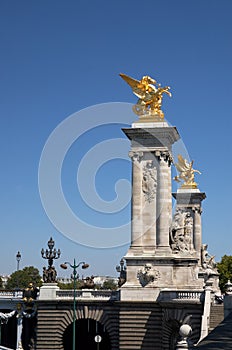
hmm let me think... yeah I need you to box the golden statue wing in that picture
[175,154,189,172]
[119,73,146,99]
[119,73,141,89]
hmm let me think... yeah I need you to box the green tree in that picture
[57,280,83,290]
[6,266,42,290]
[101,279,117,290]
[217,255,232,292]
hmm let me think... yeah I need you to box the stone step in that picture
[209,304,224,331]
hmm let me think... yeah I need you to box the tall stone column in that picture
[192,206,203,262]
[156,151,172,253]
[141,158,157,251]
[129,151,143,249]
[123,125,180,254]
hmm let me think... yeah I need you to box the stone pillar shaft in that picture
[130,153,143,248]
[141,159,157,249]
[193,207,202,261]
[156,153,172,251]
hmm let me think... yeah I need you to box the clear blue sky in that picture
[0,0,231,279]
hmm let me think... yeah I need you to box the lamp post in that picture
[41,237,61,269]
[16,251,21,291]
[16,251,21,271]
[60,259,89,350]
[41,237,61,283]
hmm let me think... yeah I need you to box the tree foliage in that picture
[217,255,232,292]
[57,280,83,290]
[6,266,42,290]
[101,279,117,290]
[0,276,3,289]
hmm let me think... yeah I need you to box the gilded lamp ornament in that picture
[119,73,171,120]
[174,154,201,189]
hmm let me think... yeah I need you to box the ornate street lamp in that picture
[60,259,89,350]
[41,237,61,268]
[41,237,61,283]
[16,251,21,271]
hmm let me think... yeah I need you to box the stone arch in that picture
[162,308,192,350]
[54,305,118,349]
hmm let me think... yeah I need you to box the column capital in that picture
[192,205,203,215]
[155,150,173,165]
[128,151,143,162]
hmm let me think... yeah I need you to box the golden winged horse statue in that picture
[119,73,171,119]
[173,154,201,189]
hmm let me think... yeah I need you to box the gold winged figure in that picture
[119,73,171,119]
[173,154,201,189]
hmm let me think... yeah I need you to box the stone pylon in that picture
[120,119,206,301]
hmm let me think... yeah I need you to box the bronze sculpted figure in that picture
[22,282,38,304]
[119,73,171,119]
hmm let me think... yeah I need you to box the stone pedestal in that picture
[172,189,206,263]
[39,283,59,300]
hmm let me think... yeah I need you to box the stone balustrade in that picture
[0,290,23,299]
[159,290,204,303]
[56,289,119,301]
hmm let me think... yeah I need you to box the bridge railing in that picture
[0,290,23,299]
[159,290,204,303]
[56,289,119,301]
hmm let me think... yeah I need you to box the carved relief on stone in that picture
[142,161,157,203]
[170,209,194,254]
[137,263,160,287]
[128,151,143,163]
[201,244,217,271]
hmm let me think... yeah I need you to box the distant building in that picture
[56,277,73,284]
[93,276,118,287]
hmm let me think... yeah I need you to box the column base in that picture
[155,246,172,255]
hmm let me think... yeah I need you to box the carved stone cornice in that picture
[122,127,180,149]
[172,192,206,205]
